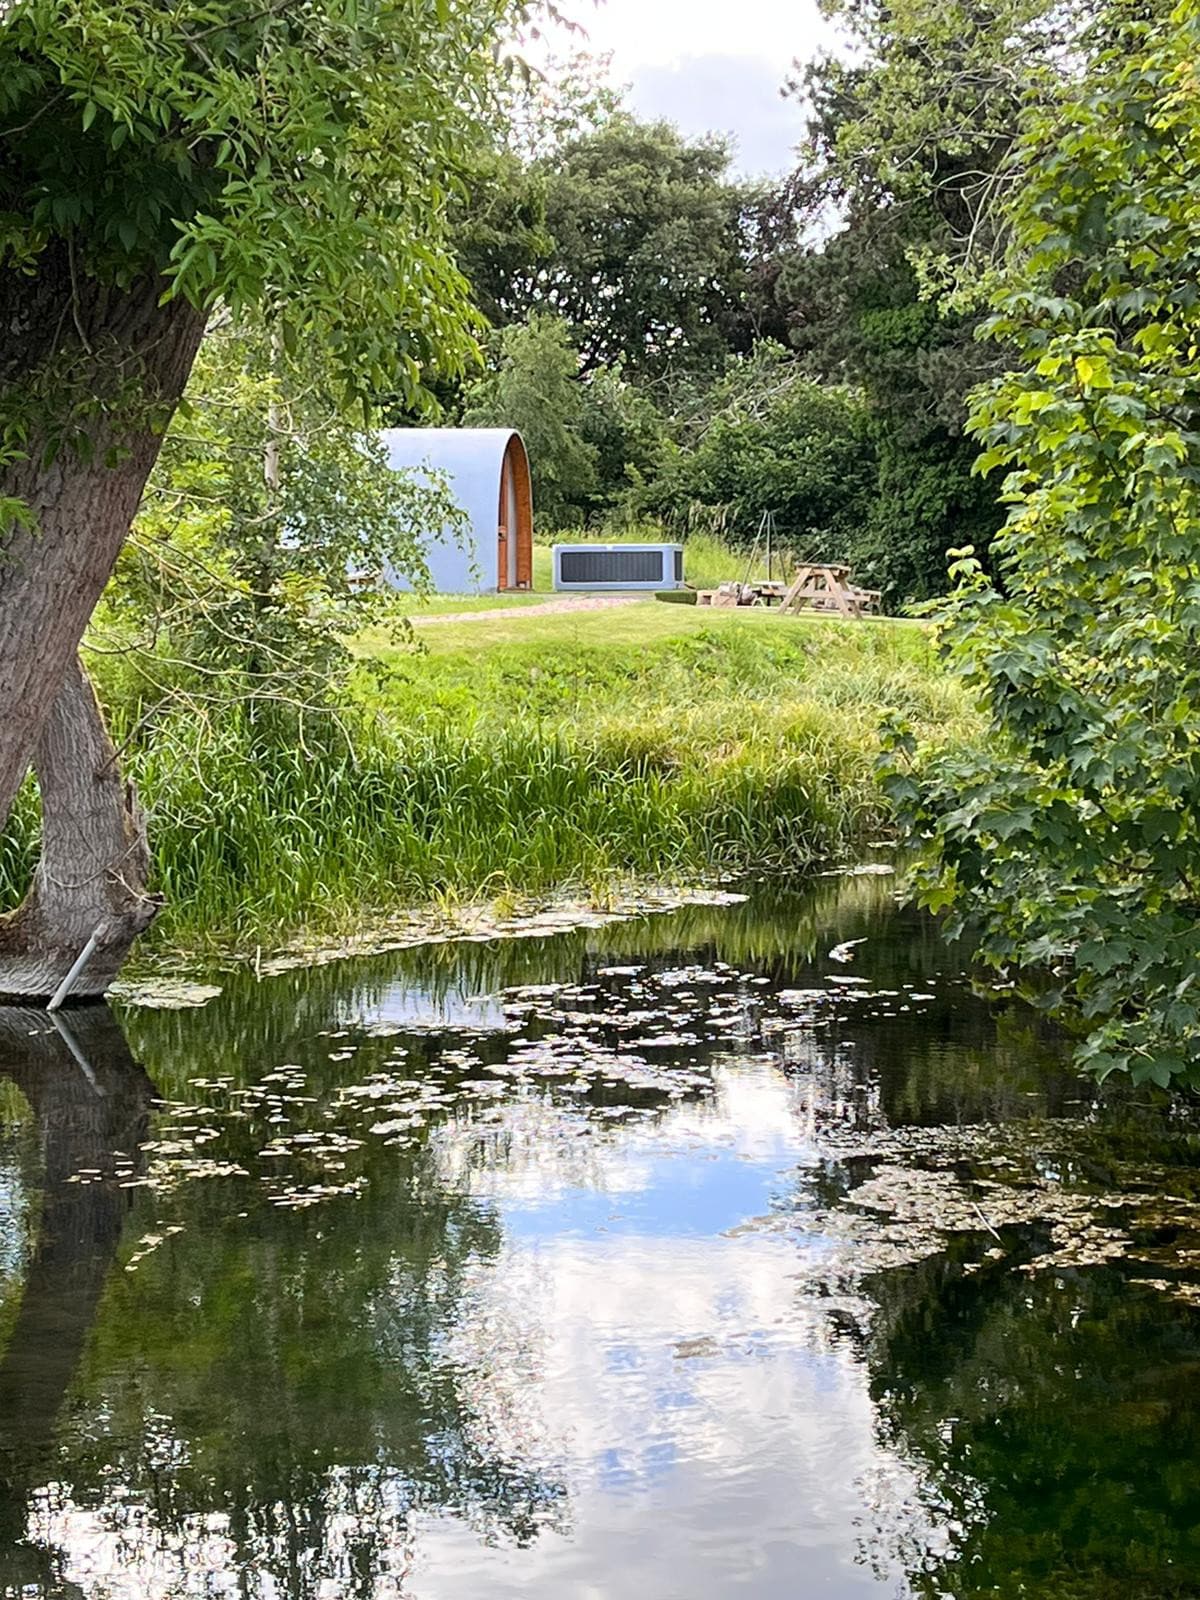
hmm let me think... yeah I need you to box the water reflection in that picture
[0,875,1199,1597]
[420,1058,939,1597]
[0,1007,154,1591]
[868,1250,1200,1596]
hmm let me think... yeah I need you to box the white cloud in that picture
[24,1065,952,1596]
[578,0,826,73]
[629,53,807,176]
[417,1231,943,1596]
[561,0,836,174]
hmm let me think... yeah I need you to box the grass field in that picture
[0,592,966,954]
[217,601,968,951]
[360,597,925,677]
[351,611,959,833]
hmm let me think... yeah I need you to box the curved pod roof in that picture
[379,427,533,594]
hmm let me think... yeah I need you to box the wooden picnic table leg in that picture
[828,573,855,618]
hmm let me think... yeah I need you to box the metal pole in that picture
[47,920,107,1013]
[742,512,765,590]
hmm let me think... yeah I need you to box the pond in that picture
[2,870,1200,1598]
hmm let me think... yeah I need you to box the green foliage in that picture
[857,422,1001,601]
[460,314,668,526]
[446,144,553,339]
[0,611,965,947]
[638,343,876,561]
[874,1254,1200,1598]
[447,51,620,333]
[885,0,1200,1085]
[457,114,767,384]
[801,0,1092,276]
[773,242,994,602]
[460,314,599,526]
[760,0,1099,600]
[93,319,463,729]
[760,236,1000,601]
[0,0,528,406]
[574,366,667,520]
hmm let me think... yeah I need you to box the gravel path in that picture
[411,594,648,625]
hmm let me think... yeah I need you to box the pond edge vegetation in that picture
[2,609,970,960]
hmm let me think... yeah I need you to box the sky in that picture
[562,0,838,177]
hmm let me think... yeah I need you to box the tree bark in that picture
[0,656,160,1002]
[0,240,207,829]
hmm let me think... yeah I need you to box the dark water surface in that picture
[3,872,1200,1598]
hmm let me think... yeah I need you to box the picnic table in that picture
[695,581,789,609]
[693,565,881,618]
[777,564,881,619]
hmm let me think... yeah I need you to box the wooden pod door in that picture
[496,434,534,591]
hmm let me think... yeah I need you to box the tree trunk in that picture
[0,240,207,828]
[0,1005,154,1570]
[0,656,160,1002]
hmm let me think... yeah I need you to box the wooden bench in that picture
[696,581,789,609]
[778,565,880,619]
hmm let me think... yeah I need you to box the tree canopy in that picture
[0,0,515,403]
[755,0,1098,602]
[887,0,1200,1084]
[96,319,461,729]
[460,314,600,526]
[636,343,876,555]
[457,114,768,385]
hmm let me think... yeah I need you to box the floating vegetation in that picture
[270,1176,369,1210]
[250,888,750,979]
[109,978,224,1009]
[71,886,1200,1318]
[19,871,1200,1600]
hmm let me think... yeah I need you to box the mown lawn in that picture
[448,603,913,649]
[357,601,939,725]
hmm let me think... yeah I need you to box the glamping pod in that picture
[379,427,533,594]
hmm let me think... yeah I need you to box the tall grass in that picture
[0,615,973,951]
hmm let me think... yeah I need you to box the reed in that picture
[0,611,975,950]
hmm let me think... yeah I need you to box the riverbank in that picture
[1,604,974,952]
